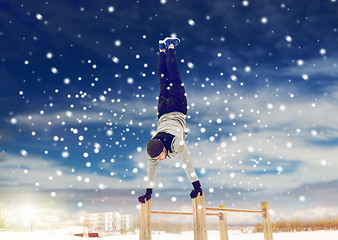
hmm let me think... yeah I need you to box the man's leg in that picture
[167,47,188,115]
[158,51,169,94]
[157,51,169,118]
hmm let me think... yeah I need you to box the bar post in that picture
[261,201,273,240]
[218,205,229,240]
[139,199,151,240]
[192,193,208,240]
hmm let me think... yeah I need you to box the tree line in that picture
[254,219,338,232]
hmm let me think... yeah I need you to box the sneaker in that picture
[159,40,166,51]
[164,37,180,48]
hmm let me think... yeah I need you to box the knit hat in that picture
[147,138,164,158]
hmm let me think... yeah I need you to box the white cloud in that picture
[0,152,142,191]
[11,97,157,130]
[282,57,338,79]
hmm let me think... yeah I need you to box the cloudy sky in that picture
[1,0,338,226]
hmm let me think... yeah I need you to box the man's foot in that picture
[164,37,180,48]
[159,40,166,52]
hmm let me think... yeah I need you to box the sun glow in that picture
[19,205,36,226]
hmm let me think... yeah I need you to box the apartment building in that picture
[85,211,136,233]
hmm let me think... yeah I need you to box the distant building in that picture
[105,212,121,232]
[85,211,136,233]
[121,214,136,232]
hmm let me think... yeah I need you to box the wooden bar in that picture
[206,213,219,216]
[206,207,264,214]
[261,202,273,240]
[151,210,219,216]
[139,200,151,240]
[151,210,193,216]
[218,205,229,240]
[192,193,208,240]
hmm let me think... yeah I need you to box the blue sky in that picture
[1,0,338,226]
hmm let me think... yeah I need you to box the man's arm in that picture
[173,139,203,198]
[138,157,158,203]
[146,157,158,189]
[173,139,199,183]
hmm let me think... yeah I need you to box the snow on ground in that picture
[1,229,338,240]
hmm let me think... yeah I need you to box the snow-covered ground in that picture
[1,229,338,240]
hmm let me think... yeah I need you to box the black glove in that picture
[190,181,203,198]
[138,188,153,203]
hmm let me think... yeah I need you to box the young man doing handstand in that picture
[138,37,203,203]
